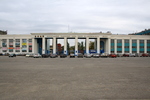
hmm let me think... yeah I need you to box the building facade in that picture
[0,32,150,55]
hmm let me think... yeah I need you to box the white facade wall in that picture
[0,33,150,54]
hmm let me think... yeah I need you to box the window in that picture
[117,39,122,43]
[132,46,136,48]
[2,39,7,47]
[117,51,122,53]
[125,51,129,53]
[2,39,7,52]
[117,46,122,48]
[125,46,129,48]
[125,39,129,43]
[132,51,136,53]
[111,39,114,43]
[22,39,27,52]
[140,40,144,43]
[15,39,20,52]
[140,46,144,48]
[28,39,32,52]
[132,40,137,43]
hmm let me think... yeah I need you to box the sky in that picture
[0,0,150,35]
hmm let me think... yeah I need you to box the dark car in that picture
[123,53,129,57]
[77,53,83,58]
[42,54,50,58]
[70,53,75,58]
[50,54,57,58]
[9,54,16,57]
[60,54,67,58]
[109,54,117,58]
[0,53,3,56]
[141,53,149,57]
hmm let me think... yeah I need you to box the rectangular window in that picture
[117,46,122,48]
[2,39,7,47]
[132,51,136,53]
[22,39,27,52]
[140,46,144,48]
[125,39,129,43]
[140,40,144,43]
[28,39,32,52]
[2,39,7,52]
[132,40,137,43]
[111,39,114,53]
[15,39,20,52]
[132,46,136,48]
[111,39,114,43]
[117,51,122,53]
[125,46,129,48]
[9,39,14,52]
[117,39,122,43]
[147,40,150,43]
[125,51,129,53]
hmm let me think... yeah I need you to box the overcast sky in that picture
[0,0,150,35]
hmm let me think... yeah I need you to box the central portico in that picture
[31,32,111,55]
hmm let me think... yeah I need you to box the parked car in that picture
[77,53,83,58]
[141,53,149,57]
[129,53,136,57]
[26,53,31,57]
[101,53,109,58]
[9,54,16,57]
[84,53,88,57]
[50,54,57,58]
[117,53,123,57]
[86,53,92,58]
[70,53,75,58]
[42,54,50,58]
[60,54,67,58]
[33,53,42,58]
[109,54,117,58]
[123,53,129,57]
[93,53,100,58]
[0,53,3,56]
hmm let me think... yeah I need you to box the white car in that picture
[26,54,30,57]
[101,53,109,58]
[33,53,42,58]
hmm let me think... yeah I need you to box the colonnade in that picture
[40,37,111,54]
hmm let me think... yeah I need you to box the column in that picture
[64,37,67,54]
[42,37,45,54]
[75,36,78,55]
[114,39,117,54]
[53,37,56,54]
[86,37,89,53]
[144,40,147,53]
[137,39,139,53]
[129,39,132,53]
[107,38,111,54]
[122,39,124,54]
[32,38,35,53]
[97,37,100,53]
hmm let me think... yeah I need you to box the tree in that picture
[89,41,94,50]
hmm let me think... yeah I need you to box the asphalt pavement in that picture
[0,56,150,100]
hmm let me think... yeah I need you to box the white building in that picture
[0,32,150,55]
